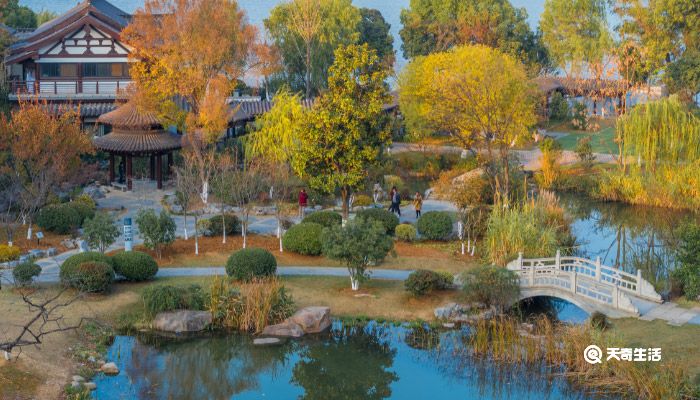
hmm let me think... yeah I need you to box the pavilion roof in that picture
[92,129,182,154]
[97,101,162,129]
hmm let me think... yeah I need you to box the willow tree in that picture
[292,44,391,220]
[123,0,257,202]
[617,96,700,171]
[399,44,536,202]
[247,89,307,164]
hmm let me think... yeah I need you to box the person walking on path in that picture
[390,187,401,217]
[298,189,308,218]
[413,192,423,218]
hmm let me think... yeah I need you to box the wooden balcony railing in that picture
[8,79,132,97]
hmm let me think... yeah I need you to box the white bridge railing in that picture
[507,251,663,315]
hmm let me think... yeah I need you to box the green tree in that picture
[264,0,361,98]
[1,0,37,29]
[358,8,395,68]
[35,9,57,26]
[292,44,391,220]
[135,209,176,259]
[83,212,120,253]
[673,223,700,301]
[399,45,536,202]
[399,0,548,71]
[540,0,612,78]
[664,51,700,105]
[461,265,520,313]
[322,217,394,291]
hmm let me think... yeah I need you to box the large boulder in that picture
[261,321,304,338]
[100,362,119,375]
[153,310,212,333]
[288,306,331,334]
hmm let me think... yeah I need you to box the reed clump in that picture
[208,276,295,333]
[468,315,696,399]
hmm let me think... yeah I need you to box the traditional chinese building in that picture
[4,0,132,125]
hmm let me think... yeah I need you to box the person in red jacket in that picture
[298,188,308,218]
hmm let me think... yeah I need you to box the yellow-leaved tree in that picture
[399,44,536,202]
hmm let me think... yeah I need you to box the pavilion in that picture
[93,102,181,190]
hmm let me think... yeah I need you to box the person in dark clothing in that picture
[390,187,401,216]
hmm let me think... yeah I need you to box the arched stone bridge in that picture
[507,251,663,318]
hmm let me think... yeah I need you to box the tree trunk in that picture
[194,215,199,255]
[200,180,209,204]
[305,43,312,99]
[242,223,247,249]
[350,274,360,291]
[26,223,32,241]
[183,213,189,240]
[221,206,227,244]
[341,186,350,222]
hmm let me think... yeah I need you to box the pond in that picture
[559,194,695,296]
[92,322,597,400]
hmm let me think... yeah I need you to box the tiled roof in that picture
[97,102,162,129]
[93,130,182,154]
[37,102,118,118]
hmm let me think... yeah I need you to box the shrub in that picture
[37,203,81,234]
[0,244,20,262]
[302,210,342,228]
[416,211,453,240]
[395,224,417,242]
[575,136,595,167]
[226,248,277,281]
[538,137,563,189]
[135,209,176,259]
[142,284,207,317]
[355,208,399,234]
[590,311,610,331]
[60,251,113,275]
[548,91,570,121]
[672,223,700,301]
[70,201,96,225]
[571,102,589,130]
[353,194,372,207]
[12,262,41,286]
[404,269,453,296]
[198,214,240,237]
[112,251,158,281]
[282,222,324,255]
[83,212,120,253]
[461,265,520,312]
[61,261,114,293]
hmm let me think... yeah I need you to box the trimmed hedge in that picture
[142,284,207,317]
[112,251,158,281]
[355,208,399,234]
[0,244,20,262]
[282,222,324,255]
[404,269,454,296]
[226,248,277,281]
[13,262,41,286]
[61,252,113,275]
[37,202,95,234]
[62,261,114,293]
[302,210,342,228]
[395,224,417,242]
[198,214,241,237]
[416,211,454,241]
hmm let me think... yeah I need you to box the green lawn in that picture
[555,127,617,154]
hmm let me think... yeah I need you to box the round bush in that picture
[395,224,417,242]
[355,208,399,234]
[62,261,114,293]
[198,214,240,237]
[226,248,277,281]
[404,269,453,296]
[302,211,342,228]
[37,203,82,234]
[60,252,113,275]
[70,201,96,225]
[12,262,41,286]
[0,244,20,262]
[416,211,454,241]
[282,222,324,255]
[112,251,158,281]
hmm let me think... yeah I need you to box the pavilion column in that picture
[167,152,173,179]
[156,154,163,190]
[150,154,156,180]
[126,155,133,191]
[109,153,115,183]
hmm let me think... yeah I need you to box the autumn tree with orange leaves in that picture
[123,0,258,203]
[0,101,92,242]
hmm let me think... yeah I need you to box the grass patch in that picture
[555,127,617,154]
[611,318,700,382]
[0,360,43,399]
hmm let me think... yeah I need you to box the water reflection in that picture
[93,323,596,400]
[560,194,693,294]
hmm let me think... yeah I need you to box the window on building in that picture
[39,63,77,78]
[83,63,129,78]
